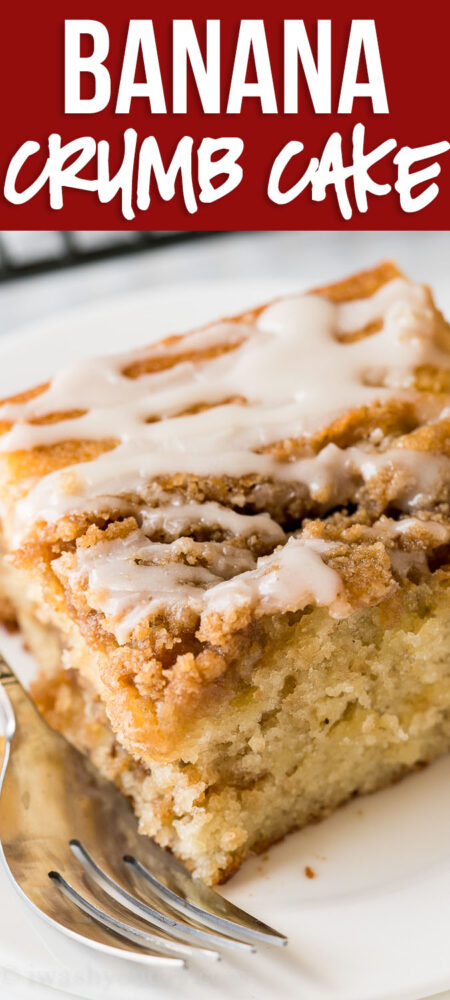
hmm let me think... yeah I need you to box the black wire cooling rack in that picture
[0,231,220,283]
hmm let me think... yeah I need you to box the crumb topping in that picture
[0,263,449,641]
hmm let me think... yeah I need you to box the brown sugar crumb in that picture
[304,865,316,879]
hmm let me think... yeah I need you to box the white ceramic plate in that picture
[0,277,449,1000]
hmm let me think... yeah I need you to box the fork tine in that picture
[124,851,288,948]
[0,657,286,962]
[48,871,185,966]
[70,840,252,955]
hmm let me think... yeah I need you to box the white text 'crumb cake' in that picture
[0,262,449,884]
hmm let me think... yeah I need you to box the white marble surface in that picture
[1,230,450,337]
[0,230,449,1000]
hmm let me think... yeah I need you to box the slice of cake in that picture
[0,262,449,885]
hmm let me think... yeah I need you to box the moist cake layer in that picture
[0,262,449,883]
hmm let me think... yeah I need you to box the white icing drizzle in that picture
[138,499,286,545]
[1,275,449,633]
[370,515,450,544]
[202,537,349,621]
[353,515,450,578]
[64,531,217,644]
[54,512,449,644]
[0,277,448,544]
[58,531,347,644]
[8,441,450,546]
[343,447,450,511]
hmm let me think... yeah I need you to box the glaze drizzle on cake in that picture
[0,277,448,533]
[0,271,449,631]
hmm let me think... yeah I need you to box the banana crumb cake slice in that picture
[0,261,449,885]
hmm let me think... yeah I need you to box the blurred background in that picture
[0,230,449,336]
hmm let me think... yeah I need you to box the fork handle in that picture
[0,653,53,747]
[0,654,18,687]
[0,653,19,743]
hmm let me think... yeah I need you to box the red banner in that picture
[1,1,449,230]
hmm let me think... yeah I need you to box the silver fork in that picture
[0,654,287,966]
